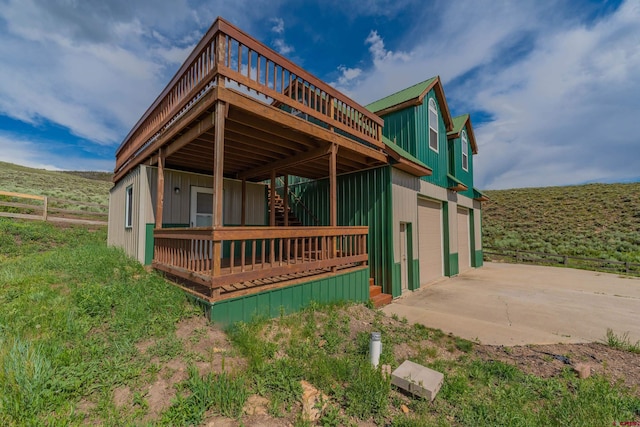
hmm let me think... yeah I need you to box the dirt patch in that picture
[144,377,175,421]
[475,342,640,393]
[113,386,131,407]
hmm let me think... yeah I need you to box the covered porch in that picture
[114,18,388,302]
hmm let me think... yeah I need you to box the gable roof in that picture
[365,76,453,131]
[447,114,478,154]
[382,136,432,177]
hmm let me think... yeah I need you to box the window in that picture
[461,130,469,171]
[428,98,438,152]
[125,185,133,228]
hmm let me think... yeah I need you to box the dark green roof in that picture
[447,114,469,137]
[366,77,437,113]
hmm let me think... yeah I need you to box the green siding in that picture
[448,253,459,276]
[442,201,451,276]
[475,250,484,267]
[288,166,394,295]
[380,108,416,155]
[469,210,477,267]
[416,90,449,187]
[448,124,474,198]
[207,267,369,326]
[392,259,420,295]
[145,223,154,265]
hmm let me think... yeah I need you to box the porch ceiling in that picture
[164,88,388,182]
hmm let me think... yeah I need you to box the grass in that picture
[0,161,112,206]
[605,329,640,354]
[1,215,640,425]
[0,218,200,425]
[483,182,640,264]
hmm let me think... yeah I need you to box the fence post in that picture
[563,255,568,266]
[43,196,48,221]
[515,250,520,263]
[626,262,630,274]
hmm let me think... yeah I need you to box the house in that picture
[107,17,486,324]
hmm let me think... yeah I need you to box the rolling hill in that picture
[483,183,640,263]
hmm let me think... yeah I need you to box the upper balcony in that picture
[114,17,386,183]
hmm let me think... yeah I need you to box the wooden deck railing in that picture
[152,226,368,293]
[0,190,108,225]
[115,17,383,178]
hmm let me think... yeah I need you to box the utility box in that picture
[391,360,444,401]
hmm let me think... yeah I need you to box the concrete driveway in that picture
[382,262,640,346]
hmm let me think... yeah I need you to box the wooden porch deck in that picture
[152,226,368,302]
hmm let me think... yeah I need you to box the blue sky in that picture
[0,0,638,189]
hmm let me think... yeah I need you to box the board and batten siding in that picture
[108,165,267,265]
[416,90,449,188]
[287,166,394,295]
[145,167,267,226]
[381,108,416,155]
[108,166,144,262]
[391,168,420,292]
[448,124,474,199]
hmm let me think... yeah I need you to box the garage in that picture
[457,206,471,273]
[418,198,444,284]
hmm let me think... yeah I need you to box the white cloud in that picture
[336,0,640,189]
[270,17,293,55]
[271,17,285,34]
[0,134,113,171]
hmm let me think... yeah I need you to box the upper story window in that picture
[461,130,469,171]
[428,98,438,152]
[125,185,133,229]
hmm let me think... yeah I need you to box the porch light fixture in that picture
[174,187,180,194]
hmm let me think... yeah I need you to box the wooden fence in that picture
[484,247,640,276]
[0,190,108,225]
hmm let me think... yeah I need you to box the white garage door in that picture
[418,199,444,284]
[457,207,471,273]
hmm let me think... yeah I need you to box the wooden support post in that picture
[270,170,276,265]
[42,196,48,221]
[155,147,165,229]
[329,143,337,268]
[211,101,225,297]
[283,174,289,227]
[329,144,337,227]
[241,178,246,226]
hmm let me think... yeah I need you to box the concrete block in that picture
[391,360,444,401]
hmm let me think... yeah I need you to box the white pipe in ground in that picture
[369,332,381,367]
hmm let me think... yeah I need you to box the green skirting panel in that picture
[392,259,420,296]
[145,223,154,265]
[208,267,370,326]
[448,253,459,276]
[474,250,484,267]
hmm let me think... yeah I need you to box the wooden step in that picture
[371,293,392,308]
[369,285,382,298]
[369,277,375,287]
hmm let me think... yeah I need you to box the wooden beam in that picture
[155,148,165,229]
[329,144,337,227]
[218,87,387,163]
[329,144,337,265]
[211,101,226,287]
[238,145,331,180]
[165,112,215,157]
